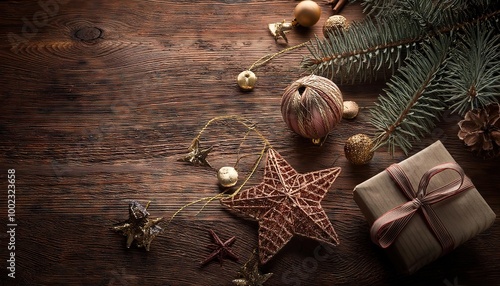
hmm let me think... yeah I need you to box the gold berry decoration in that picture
[344,134,374,165]
[294,0,322,27]
[281,75,343,142]
[237,70,257,91]
[323,15,348,38]
[342,101,359,119]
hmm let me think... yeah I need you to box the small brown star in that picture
[178,138,213,167]
[233,250,273,286]
[201,229,239,266]
[220,148,341,264]
[113,201,163,251]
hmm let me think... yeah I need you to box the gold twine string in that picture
[247,41,309,72]
[166,115,272,226]
[165,42,316,226]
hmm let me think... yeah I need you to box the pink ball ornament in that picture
[281,75,343,142]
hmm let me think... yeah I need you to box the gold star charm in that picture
[268,20,294,43]
[178,138,214,167]
[233,250,273,286]
[220,148,341,264]
[113,201,163,251]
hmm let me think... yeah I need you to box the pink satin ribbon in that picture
[370,162,474,254]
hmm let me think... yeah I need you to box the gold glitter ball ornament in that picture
[323,15,348,38]
[342,101,359,119]
[344,134,374,165]
[294,0,322,27]
[237,70,257,91]
[217,166,239,187]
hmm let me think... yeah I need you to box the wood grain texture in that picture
[0,1,498,285]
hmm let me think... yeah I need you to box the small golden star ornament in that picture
[233,250,273,286]
[178,138,214,167]
[269,0,321,43]
[113,201,163,251]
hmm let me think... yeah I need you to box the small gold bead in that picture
[312,138,321,145]
[342,101,359,119]
[237,70,257,91]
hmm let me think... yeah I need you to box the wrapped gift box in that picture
[353,141,496,274]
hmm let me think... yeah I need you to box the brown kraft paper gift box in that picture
[353,140,496,274]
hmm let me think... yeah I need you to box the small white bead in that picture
[217,166,238,187]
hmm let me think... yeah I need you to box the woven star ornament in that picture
[220,148,341,264]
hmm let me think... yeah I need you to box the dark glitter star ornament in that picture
[178,138,214,167]
[220,148,341,264]
[201,229,239,266]
[113,201,163,251]
[233,250,273,286]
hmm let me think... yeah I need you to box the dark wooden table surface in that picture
[0,1,498,285]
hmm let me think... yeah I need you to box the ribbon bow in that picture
[370,162,474,254]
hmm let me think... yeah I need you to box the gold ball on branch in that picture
[323,15,348,38]
[217,166,239,188]
[281,75,343,141]
[344,134,374,165]
[237,70,257,91]
[342,101,359,119]
[294,0,322,27]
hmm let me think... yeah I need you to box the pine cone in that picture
[458,103,500,159]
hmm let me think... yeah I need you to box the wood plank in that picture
[0,1,498,285]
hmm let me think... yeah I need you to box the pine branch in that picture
[370,36,453,155]
[442,23,500,116]
[357,0,400,17]
[398,1,460,31]
[302,1,500,84]
[302,13,425,84]
[316,0,500,155]
[358,0,493,18]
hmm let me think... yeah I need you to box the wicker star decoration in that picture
[220,148,341,264]
[113,201,163,251]
[201,229,239,266]
[178,138,214,167]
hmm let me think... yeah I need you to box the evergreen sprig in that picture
[302,13,425,84]
[301,0,499,84]
[359,0,473,17]
[301,0,499,154]
[370,36,452,155]
[442,23,500,116]
[358,0,400,17]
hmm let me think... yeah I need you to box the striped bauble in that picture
[281,75,343,142]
